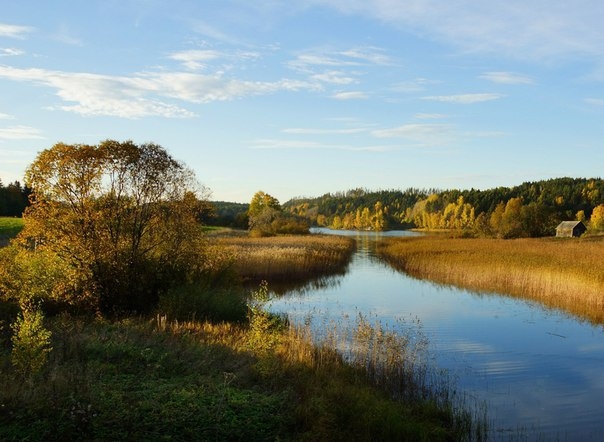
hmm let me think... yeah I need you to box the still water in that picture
[270,229,604,441]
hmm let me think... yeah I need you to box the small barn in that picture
[555,221,587,238]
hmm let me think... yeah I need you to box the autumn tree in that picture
[590,204,604,231]
[248,190,309,236]
[248,191,282,236]
[16,140,208,314]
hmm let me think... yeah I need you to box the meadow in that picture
[377,235,604,324]
[0,217,24,246]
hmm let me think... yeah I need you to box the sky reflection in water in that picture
[270,229,604,440]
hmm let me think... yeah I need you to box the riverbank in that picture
[0,311,472,441]
[377,235,604,324]
[1,231,478,440]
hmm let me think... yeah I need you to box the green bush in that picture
[11,305,52,378]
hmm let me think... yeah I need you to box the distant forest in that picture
[280,177,604,238]
[5,177,604,238]
[0,180,30,217]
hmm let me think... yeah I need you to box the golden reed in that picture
[378,236,604,324]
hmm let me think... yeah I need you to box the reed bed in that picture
[377,235,604,324]
[211,234,356,283]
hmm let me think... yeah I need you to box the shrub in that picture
[10,304,52,378]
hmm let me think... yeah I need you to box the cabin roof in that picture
[556,221,585,229]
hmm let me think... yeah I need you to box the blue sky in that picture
[1,1,604,203]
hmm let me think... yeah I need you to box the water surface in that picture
[270,229,604,441]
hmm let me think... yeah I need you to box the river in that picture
[269,229,604,441]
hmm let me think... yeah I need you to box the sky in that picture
[1,1,604,203]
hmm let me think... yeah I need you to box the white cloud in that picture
[0,48,24,57]
[0,125,44,140]
[480,71,534,84]
[0,112,13,120]
[0,23,34,39]
[311,70,356,85]
[422,93,504,104]
[288,46,392,72]
[168,49,222,70]
[372,123,454,145]
[331,91,369,100]
[0,66,317,118]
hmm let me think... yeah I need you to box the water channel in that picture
[270,229,604,441]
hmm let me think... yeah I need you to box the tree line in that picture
[0,180,30,217]
[283,178,604,237]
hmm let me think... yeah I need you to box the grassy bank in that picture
[0,309,475,440]
[377,235,604,324]
[211,234,356,284]
[0,231,482,440]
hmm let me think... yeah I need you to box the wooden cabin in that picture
[555,221,586,237]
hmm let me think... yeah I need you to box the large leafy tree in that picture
[18,140,209,314]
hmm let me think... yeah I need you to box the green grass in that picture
[0,307,478,441]
[0,217,23,245]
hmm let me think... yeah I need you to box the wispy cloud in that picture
[372,123,454,146]
[0,23,34,39]
[169,49,222,70]
[311,70,356,85]
[0,112,14,120]
[314,1,604,62]
[0,66,317,118]
[288,45,392,73]
[480,71,534,84]
[331,91,369,100]
[282,127,366,135]
[0,125,44,140]
[0,48,24,57]
[422,93,504,104]
[249,138,395,152]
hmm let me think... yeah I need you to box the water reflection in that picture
[270,228,604,441]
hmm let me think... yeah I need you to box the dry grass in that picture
[377,235,604,324]
[210,234,356,283]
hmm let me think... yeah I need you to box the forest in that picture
[4,175,604,238]
[282,177,604,237]
[0,180,30,217]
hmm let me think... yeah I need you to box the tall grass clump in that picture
[210,234,356,283]
[378,235,604,324]
[270,310,483,441]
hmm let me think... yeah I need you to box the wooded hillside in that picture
[282,178,604,237]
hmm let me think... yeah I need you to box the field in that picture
[0,217,23,246]
[377,235,604,324]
